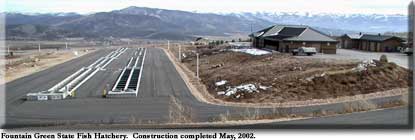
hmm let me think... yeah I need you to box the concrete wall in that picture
[280,41,337,54]
[381,39,403,52]
[338,37,402,52]
[253,38,337,54]
[338,37,359,49]
[359,40,401,52]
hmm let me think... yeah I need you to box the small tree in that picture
[380,55,388,63]
[215,40,220,45]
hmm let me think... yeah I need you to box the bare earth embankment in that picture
[165,45,412,107]
[1,48,95,84]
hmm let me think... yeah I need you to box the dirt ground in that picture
[172,45,412,103]
[1,48,95,84]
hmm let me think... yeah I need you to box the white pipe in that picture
[115,50,124,58]
[105,51,115,58]
[101,58,115,69]
[89,57,104,68]
[133,56,140,68]
[135,48,147,97]
[95,57,110,68]
[111,51,118,58]
[59,68,92,92]
[126,57,134,67]
[69,68,100,93]
[48,68,85,92]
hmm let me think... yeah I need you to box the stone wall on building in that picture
[252,38,337,54]
[338,37,359,49]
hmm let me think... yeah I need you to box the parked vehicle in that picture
[292,47,317,56]
[403,47,413,55]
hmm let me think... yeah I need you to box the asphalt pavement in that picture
[2,47,411,128]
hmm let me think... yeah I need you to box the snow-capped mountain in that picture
[228,12,407,33]
[4,7,408,40]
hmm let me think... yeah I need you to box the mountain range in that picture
[4,6,408,40]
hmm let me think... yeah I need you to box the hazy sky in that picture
[3,0,412,15]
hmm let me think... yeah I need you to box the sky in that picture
[2,0,413,15]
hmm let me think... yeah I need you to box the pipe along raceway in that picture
[26,48,146,100]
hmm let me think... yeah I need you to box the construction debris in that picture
[215,80,228,86]
[210,63,224,69]
[182,49,411,103]
[258,85,271,90]
[221,84,258,97]
[380,54,388,63]
[352,60,376,72]
[230,48,271,56]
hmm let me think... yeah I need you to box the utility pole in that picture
[7,45,10,55]
[250,22,253,33]
[178,44,182,62]
[167,40,170,50]
[196,53,199,79]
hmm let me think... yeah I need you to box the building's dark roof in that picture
[342,34,404,42]
[278,27,307,37]
[251,26,273,37]
[344,34,362,39]
[360,34,400,42]
[251,25,337,42]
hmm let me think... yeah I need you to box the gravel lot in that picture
[296,49,413,69]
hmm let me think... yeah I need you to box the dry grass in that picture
[164,46,411,108]
[174,44,411,103]
[168,95,194,123]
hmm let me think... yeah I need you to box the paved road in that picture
[217,107,412,129]
[275,107,410,125]
[297,49,414,69]
[2,47,410,128]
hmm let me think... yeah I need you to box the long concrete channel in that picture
[26,48,128,101]
[3,48,411,128]
[107,48,146,97]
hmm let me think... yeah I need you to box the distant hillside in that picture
[55,12,190,39]
[5,7,407,40]
[5,7,273,40]
[6,24,81,40]
[231,12,407,33]
[6,13,82,25]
